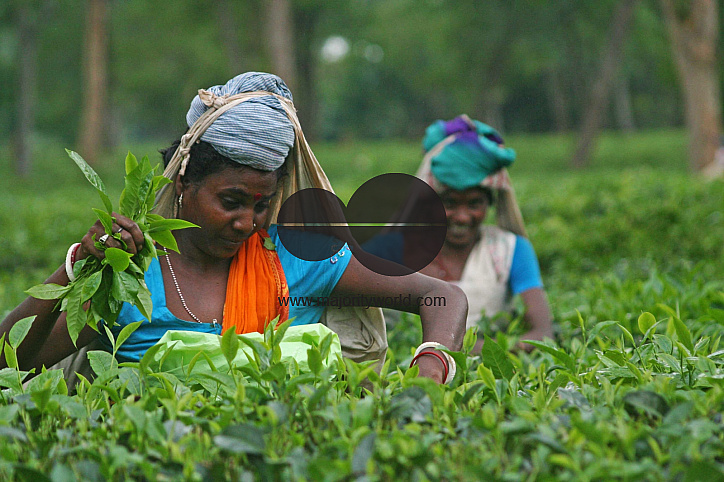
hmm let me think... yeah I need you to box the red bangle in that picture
[70,243,81,266]
[410,350,448,382]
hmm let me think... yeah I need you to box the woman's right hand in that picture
[77,212,145,262]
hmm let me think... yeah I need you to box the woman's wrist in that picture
[413,355,446,383]
[65,243,82,282]
[411,341,457,384]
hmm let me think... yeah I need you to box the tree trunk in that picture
[613,73,636,133]
[293,5,322,138]
[547,67,570,132]
[79,0,109,164]
[661,0,722,176]
[471,11,513,131]
[571,0,638,168]
[216,0,244,74]
[14,5,38,177]
[265,0,297,94]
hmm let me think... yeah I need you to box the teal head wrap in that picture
[422,115,515,191]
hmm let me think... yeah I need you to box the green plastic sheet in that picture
[152,324,341,378]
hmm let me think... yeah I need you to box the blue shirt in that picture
[509,236,543,295]
[362,231,542,296]
[101,226,352,362]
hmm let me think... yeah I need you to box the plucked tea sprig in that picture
[26,150,197,345]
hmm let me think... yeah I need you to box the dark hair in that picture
[160,137,288,185]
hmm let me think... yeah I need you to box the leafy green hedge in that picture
[1,133,723,479]
[0,284,722,480]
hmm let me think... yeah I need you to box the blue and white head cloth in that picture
[154,72,335,222]
[185,72,295,172]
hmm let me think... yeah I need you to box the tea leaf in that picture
[638,312,656,335]
[351,432,376,474]
[65,288,85,346]
[98,190,113,215]
[30,387,52,413]
[66,149,106,195]
[3,343,17,369]
[220,328,239,368]
[463,326,478,354]
[111,271,139,302]
[81,271,103,302]
[115,321,144,351]
[26,283,70,300]
[93,208,114,234]
[119,162,144,218]
[672,316,694,353]
[263,237,276,251]
[481,335,514,380]
[147,219,199,233]
[152,175,173,191]
[150,229,179,252]
[134,286,153,322]
[105,247,132,272]
[618,323,636,347]
[273,318,293,347]
[139,342,163,373]
[125,151,138,175]
[308,347,323,376]
[8,315,35,350]
[521,340,576,372]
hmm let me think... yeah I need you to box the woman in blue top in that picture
[414,115,552,352]
[0,73,467,384]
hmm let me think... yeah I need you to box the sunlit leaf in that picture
[638,312,656,335]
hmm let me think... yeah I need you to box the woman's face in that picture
[178,165,279,258]
[441,188,489,248]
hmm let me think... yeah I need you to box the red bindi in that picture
[254,193,262,201]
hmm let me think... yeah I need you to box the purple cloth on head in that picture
[423,115,516,191]
[444,117,474,136]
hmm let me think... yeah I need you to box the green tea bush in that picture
[1,132,723,480]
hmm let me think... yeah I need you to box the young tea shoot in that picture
[26,150,197,345]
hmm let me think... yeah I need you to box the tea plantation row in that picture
[0,134,722,480]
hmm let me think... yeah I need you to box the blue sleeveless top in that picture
[101,226,352,362]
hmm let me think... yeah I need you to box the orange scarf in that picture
[222,230,289,334]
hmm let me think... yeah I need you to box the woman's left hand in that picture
[517,288,554,353]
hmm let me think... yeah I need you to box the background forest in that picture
[1,0,723,174]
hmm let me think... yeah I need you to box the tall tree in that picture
[571,0,639,168]
[661,0,722,176]
[78,0,109,164]
[547,68,570,133]
[216,0,245,74]
[266,0,297,94]
[14,3,39,177]
[613,74,636,133]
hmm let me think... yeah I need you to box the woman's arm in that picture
[1,265,76,370]
[332,255,467,383]
[0,213,145,371]
[517,287,553,352]
[506,236,553,352]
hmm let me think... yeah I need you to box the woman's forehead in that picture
[203,165,279,193]
[443,187,489,202]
